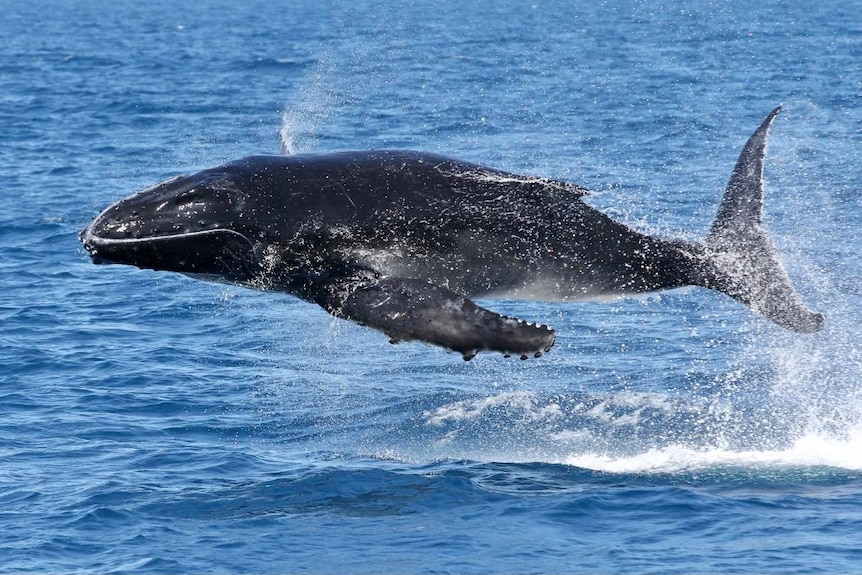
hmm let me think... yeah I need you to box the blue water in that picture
[3,0,861,572]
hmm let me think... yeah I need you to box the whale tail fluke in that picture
[695,106,824,333]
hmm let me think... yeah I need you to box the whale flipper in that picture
[319,276,555,360]
[699,106,825,333]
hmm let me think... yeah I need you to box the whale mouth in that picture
[81,226,260,281]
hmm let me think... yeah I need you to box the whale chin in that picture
[80,227,259,281]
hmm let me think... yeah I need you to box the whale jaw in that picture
[81,226,259,282]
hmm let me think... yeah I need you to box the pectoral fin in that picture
[318,276,555,360]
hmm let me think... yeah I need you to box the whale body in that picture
[81,107,823,359]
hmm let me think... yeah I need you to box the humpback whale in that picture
[81,107,823,360]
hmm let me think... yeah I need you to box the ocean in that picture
[2,0,860,572]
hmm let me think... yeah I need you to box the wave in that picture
[567,427,862,473]
[406,369,862,474]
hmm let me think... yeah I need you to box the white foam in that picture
[423,391,562,426]
[565,424,862,473]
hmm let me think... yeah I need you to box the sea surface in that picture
[2,1,861,573]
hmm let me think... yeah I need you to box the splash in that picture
[279,53,339,154]
[436,105,859,474]
[567,426,862,473]
[424,391,563,427]
[409,245,858,474]
[413,369,861,473]
[279,23,402,154]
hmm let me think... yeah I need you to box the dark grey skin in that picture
[81,107,824,359]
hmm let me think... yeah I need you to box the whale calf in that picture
[81,107,823,359]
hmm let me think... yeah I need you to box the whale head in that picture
[81,169,262,282]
